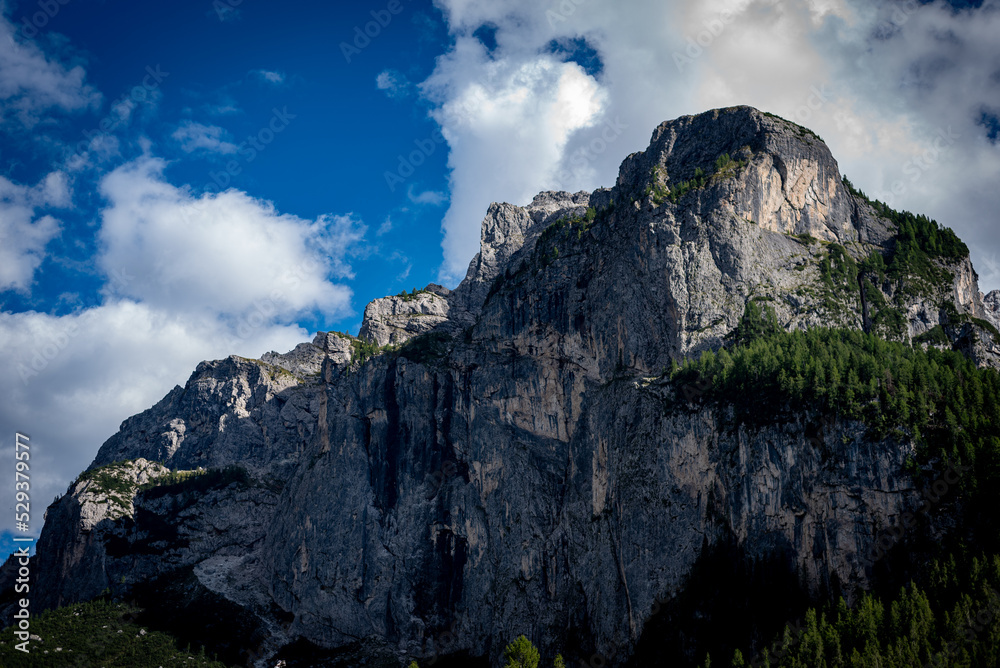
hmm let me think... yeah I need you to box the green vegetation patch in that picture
[73,463,252,514]
[75,462,145,513]
[843,176,967,297]
[914,325,950,347]
[351,337,383,365]
[816,243,862,320]
[713,152,745,178]
[664,166,708,204]
[647,152,747,206]
[536,203,613,267]
[670,303,1000,492]
[395,288,434,302]
[705,551,1000,668]
[940,301,1000,342]
[0,599,231,667]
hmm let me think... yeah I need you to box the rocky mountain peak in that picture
[11,106,1000,668]
[616,105,855,243]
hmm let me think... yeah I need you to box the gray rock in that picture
[359,286,453,347]
[985,290,1000,330]
[451,191,592,315]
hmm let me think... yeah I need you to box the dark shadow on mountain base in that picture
[272,637,490,668]
[626,538,816,667]
[272,637,400,668]
[129,566,268,666]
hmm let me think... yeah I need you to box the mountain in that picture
[5,106,1000,667]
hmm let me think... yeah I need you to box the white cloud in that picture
[0,172,70,291]
[376,69,411,98]
[423,41,606,280]
[97,156,365,318]
[422,0,1000,291]
[0,12,100,126]
[171,121,239,154]
[407,185,448,205]
[253,69,286,85]
[209,103,241,115]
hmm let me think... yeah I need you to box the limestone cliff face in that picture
[19,107,1000,667]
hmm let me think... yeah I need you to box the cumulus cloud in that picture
[422,0,1000,292]
[0,12,100,126]
[0,172,70,291]
[171,120,239,154]
[98,157,364,318]
[253,69,286,85]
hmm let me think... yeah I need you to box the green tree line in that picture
[704,551,1000,668]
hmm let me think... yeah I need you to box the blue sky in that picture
[2,0,454,322]
[2,0,1000,559]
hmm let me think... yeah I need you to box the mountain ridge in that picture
[5,105,1000,667]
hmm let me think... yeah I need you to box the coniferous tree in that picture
[503,636,540,668]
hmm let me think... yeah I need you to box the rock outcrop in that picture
[358,285,454,347]
[14,106,1000,667]
[985,290,1000,330]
